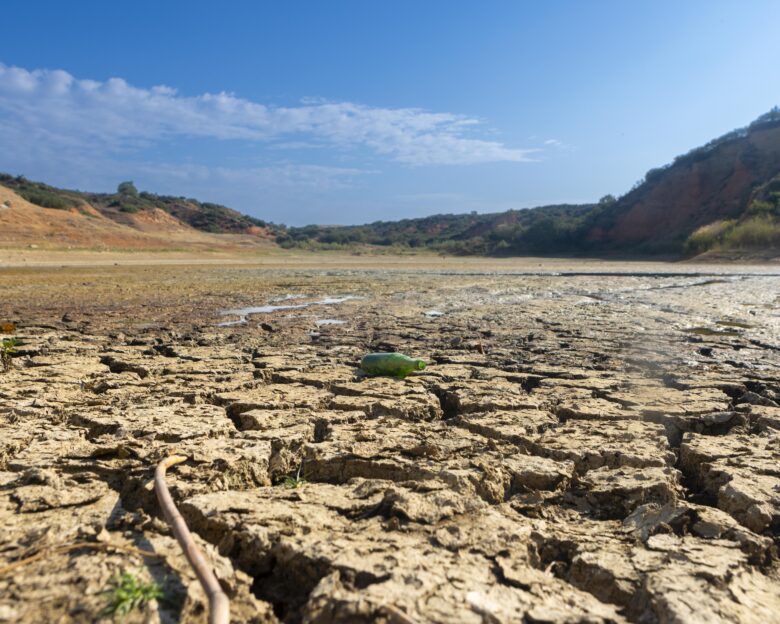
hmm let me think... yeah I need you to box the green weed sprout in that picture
[103,570,163,618]
[283,464,306,489]
[1,338,18,372]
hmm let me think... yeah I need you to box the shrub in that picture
[683,220,735,256]
[117,181,138,196]
[721,215,780,248]
[746,199,778,216]
[17,188,83,209]
[0,175,85,210]
[109,196,145,213]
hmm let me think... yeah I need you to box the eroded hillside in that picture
[0,185,276,251]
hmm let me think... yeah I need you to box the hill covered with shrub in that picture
[279,107,780,257]
[0,175,282,237]
[3,107,779,257]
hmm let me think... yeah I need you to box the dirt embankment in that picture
[0,186,275,252]
[589,122,780,248]
[0,262,779,623]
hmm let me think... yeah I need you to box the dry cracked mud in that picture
[1,260,779,623]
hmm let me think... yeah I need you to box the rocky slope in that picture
[0,262,779,622]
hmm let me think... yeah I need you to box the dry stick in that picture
[0,542,160,577]
[380,604,419,624]
[155,455,230,624]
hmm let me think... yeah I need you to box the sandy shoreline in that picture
[3,247,780,273]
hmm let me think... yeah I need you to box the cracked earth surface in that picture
[1,261,779,623]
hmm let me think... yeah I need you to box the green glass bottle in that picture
[359,352,426,379]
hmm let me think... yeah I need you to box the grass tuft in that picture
[282,464,307,489]
[1,338,18,372]
[102,570,163,618]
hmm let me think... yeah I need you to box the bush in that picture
[721,215,780,248]
[0,175,85,210]
[746,199,778,216]
[117,181,138,196]
[109,196,145,213]
[17,189,79,209]
[683,220,735,256]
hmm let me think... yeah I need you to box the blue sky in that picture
[1,1,778,225]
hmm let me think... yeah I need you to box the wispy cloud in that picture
[0,63,532,166]
[132,162,365,193]
[544,138,574,151]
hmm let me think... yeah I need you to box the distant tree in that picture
[117,181,138,196]
[599,194,617,205]
[644,166,668,183]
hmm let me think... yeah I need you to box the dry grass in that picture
[685,216,780,255]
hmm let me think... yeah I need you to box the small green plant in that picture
[1,338,18,372]
[103,570,163,618]
[282,464,306,489]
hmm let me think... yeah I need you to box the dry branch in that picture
[0,542,160,577]
[154,455,230,624]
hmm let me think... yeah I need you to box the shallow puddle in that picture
[269,294,307,302]
[219,295,363,325]
[683,326,741,336]
[316,295,362,305]
[315,319,347,327]
[716,320,754,329]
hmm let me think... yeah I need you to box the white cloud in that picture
[133,162,365,193]
[0,63,533,166]
[544,138,574,151]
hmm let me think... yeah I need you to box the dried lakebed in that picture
[1,262,779,623]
